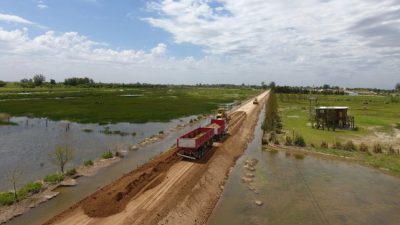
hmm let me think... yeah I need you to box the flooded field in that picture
[0,116,200,191]
[4,116,209,225]
[208,109,400,225]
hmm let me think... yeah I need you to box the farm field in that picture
[278,93,400,174]
[0,87,260,124]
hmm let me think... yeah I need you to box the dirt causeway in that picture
[44,91,269,225]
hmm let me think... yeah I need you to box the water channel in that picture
[209,107,400,225]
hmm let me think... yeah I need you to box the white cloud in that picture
[0,13,46,29]
[0,13,36,25]
[143,0,400,88]
[37,0,48,9]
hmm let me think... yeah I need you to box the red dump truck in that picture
[177,118,228,160]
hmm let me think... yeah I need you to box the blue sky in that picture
[0,0,203,58]
[0,0,399,88]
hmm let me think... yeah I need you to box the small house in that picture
[314,106,355,130]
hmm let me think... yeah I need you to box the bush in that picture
[310,143,315,148]
[344,141,356,151]
[333,141,343,150]
[84,160,94,167]
[285,136,292,146]
[388,146,396,155]
[320,141,329,148]
[359,143,368,152]
[44,173,65,184]
[262,137,268,145]
[0,192,15,206]
[269,131,277,142]
[66,168,77,176]
[294,134,306,147]
[373,143,383,154]
[20,182,43,195]
[102,150,113,159]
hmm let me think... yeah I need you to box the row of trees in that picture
[262,91,282,134]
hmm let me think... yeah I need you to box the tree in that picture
[7,168,22,202]
[50,79,56,85]
[261,81,267,89]
[323,84,330,89]
[33,74,46,86]
[0,80,6,87]
[269,81,276,90]
[396,83,400,92]
[49,145,74,173]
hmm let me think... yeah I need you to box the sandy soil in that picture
[44,91,269,225]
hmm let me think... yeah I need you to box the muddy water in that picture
[0,116,200,191]
[208,109,400,225]
[4,117,210,225]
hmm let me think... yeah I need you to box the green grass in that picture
[278,94,400,145]
[0,182,43,206]
[84,160,94,167]
[0,192,16,206]
[101,150,113,159]
[277,94,400,175]
[0,87,260,124]
[43,173,65,184]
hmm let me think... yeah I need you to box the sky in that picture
[0,0,399,88]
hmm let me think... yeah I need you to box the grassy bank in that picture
[0,87,260,124]
[274,93,400,175]
[278,94,400,144]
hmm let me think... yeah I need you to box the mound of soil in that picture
[81,149,179,218]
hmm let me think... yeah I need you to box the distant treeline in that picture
[275,85,397,95]
[275,86,345,95]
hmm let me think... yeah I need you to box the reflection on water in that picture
[0,116,198,191]
[4,116,210,225]
[209,109,400,225]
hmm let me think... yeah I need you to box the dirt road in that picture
[45,90,269,225]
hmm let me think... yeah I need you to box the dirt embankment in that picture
[45,91,269,225]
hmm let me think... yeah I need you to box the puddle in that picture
[208,107,400,225]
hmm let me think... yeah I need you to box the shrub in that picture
[373,143,383,154]
[333,141,343,150]
[102,150,113,159]
[344,141,356,151]
[44,174,65,184]
[269,131,277,142]
[20,182,43,194]
[388,146,396,155]
[82,129,93,133]
[18,182,43,198]
[285,136,293,146]
[84,160,94,167]
[0,192,15,206]
[261,137,268,145]
[131,132,137,136]
[294,134,306,147]
[274,139,280,145]
[66,168,77,176]
[310,143,315,148]
[320,141,329,148]
[359,143,368,152]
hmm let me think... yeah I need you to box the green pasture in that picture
[0,87,260,124]
[278,94,400,145]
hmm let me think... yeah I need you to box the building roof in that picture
[315,106,348,110]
